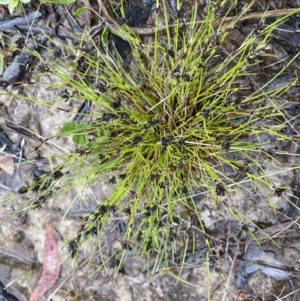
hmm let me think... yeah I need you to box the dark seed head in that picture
[36,62,50,73]
[15,36,25,48]
[0,80,9,90]
[161,136,173,147]
[159,181,168,189]
[203,108,211,119]
[131,136,142,146]
[68,240,78,259]
[102,112,117,122]
[222,141,230,151]
[119,173,126,180]
[129,190,137,198]
[108,205,117,213]
[178,161,185,170]
[18,186,28,194]
[108,176,116,184]
[111,99,121,109]
[136,231,143,242]
[142,210,151,217]
[275,187,285,197]
[94,83,107,93]
[60,89,70,102]
[167,48,175,57]
[97,205,108,215]
[123,207,131,215]
[148,118,160,127]
[53,47,62,58]
[119,112,129,119]
[178,138,186,146]
[90,226,98,236]
[149,174,157,182]
[121,241,132,250]
[51,169,64,180]
[216,183,226,196]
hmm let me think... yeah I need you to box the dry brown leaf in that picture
[30,222,60,301]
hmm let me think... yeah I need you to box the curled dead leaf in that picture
[30,221,60,301]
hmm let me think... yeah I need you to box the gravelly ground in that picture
[1,1,300,301]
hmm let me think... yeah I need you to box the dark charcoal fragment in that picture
[118,221,126,232]
[110,5,150,60]
[3,54,28,84]
[111,35,132,59]
[0,280,20,301]
[3,37,47,84]
[0,11,42,30]
[125,5,150,27]
[287,104,300,116]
